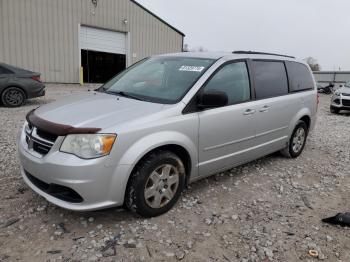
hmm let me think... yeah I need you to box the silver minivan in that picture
[18,51,317,217]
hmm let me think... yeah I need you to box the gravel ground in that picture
[0,84,350,262]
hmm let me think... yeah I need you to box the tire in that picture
[281,120,308,158]
[1,87,26,107]
[330,106,340,114]
[125,150,186,217]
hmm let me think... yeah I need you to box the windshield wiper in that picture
[106,90,144,101]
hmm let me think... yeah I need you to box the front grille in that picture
[25,125,57,156]
[32,139,52,155]
[36,128,58,143]
[342,99,350,107]
[25,171,84,203]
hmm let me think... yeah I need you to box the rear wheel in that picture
[281,120,308,158]
[125,150,186,217]
[330,106,340,114]
[1,87,26,107]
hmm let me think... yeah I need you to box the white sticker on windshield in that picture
[179,65,205,72]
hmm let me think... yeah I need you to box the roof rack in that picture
[233,51,295,59]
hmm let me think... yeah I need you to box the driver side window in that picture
[203,62,251,105]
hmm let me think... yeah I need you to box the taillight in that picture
[31,76,42,83]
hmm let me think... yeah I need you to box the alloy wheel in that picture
[5,89,24,106]
[292,127,305,153]
[144,164,180,208]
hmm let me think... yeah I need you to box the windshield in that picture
[345,81,350,87]
[100,57,215,104]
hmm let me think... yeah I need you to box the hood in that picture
[34,92,165,130]
[337,86,350,94]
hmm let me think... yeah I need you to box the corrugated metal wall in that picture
[314,71,350,84]
[0,0,184,83]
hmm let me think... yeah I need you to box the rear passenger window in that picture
[0,66,13,74]
[253,61,288,99]
[203,62,250,105]
[286,62,314,92]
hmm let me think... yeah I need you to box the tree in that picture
[183,43,189,52]
[192,46,207,52]
[182,44,208,53]
[304,57,321,71]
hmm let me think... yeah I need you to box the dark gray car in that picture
[0,63,45,107]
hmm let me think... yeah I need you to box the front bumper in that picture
[18,127,131,211]
[330,94,350,110]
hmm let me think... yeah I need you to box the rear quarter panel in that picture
[0,74,44,98]
[0,75,10,94]
[287,90,317,139]
[289,61,318,135]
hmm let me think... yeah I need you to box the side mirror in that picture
[198,91,228,109]
[340,85,343,88]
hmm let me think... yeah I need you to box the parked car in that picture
[330,80,350,113]
[317,82,334,94]
[18,51,317,217]
[0,63,45,107]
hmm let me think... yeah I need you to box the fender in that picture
[118,131,198,174]
[288,107,312,138]
[108,131,198,203]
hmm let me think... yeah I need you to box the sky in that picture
[137,0,350,71]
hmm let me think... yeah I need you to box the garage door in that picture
[80,26,126,54]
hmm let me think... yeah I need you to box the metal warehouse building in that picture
[313,71,350,88]
[0,0,185,83]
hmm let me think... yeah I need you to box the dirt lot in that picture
[0,85,350,262]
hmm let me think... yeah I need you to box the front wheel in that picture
[281,121,308,158]
[125,150,186,217]
[330,106,340,114]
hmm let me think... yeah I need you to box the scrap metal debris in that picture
[47,250,62,254]
[57,222,70,233]
[301,195,313,210]
[101,233,121,257]
[72,236,85,241]
[1,218,20,228]
[17,186,28,194]
[146,244,152,258]
[322,213,350,227]
[308,249,319,258]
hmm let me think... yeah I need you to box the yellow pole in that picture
[79,67,84,86]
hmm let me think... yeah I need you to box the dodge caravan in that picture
[18,51,317,217]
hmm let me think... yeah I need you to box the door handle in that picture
[243,109,256,115]
[259,105,270,112]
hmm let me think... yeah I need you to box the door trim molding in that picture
[255,126,288,138]
[204,135,255,152]
[198,136,287,168]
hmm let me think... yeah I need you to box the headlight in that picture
[334,90,341,96]
[60,134,116,159]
